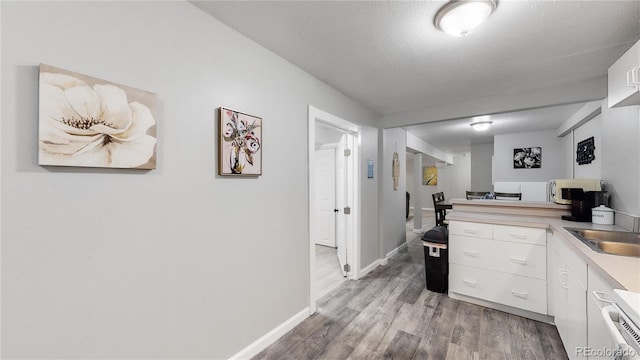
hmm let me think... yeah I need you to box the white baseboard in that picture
[409,206,435,212]
[358,259,383,279]
[229,307,310,360]
[380,258,389,266]
[386,242,408,259]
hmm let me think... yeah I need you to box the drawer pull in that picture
[510,257,527,265]
[593,291,615,304]
[463,228,478,234]
[510,233,527,239]
[463,250,478,257]
[463,280,477,287]
[511,290,528,299]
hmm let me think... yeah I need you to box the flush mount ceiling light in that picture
[470,121,493,131]
[434,0,498,37]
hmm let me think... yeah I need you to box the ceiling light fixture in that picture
[434,0,498,37]
[470,121,493,131]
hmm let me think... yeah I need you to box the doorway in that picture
[308,106,360,315]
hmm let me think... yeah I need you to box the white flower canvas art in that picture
[38,64,157,169]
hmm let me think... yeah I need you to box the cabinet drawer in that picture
[449,221,492,239]
[450,264,548,314]
[450,235,546,280]
[493,225,546,245]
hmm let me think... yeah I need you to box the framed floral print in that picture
[38,64,157,169]
[219,107,262,176]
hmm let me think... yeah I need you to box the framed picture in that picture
[576,136,595,165]
[367,160,374,179]
[513,147,541,169]
[38,64,157,169]
[423,166,437,185]
[219,107,262,176]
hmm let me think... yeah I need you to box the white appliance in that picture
[493,181,548,202]
[601,289,640,359]
[549,179,602,204]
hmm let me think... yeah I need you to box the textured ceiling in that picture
[191,0,639,155]
[404,102,586,155]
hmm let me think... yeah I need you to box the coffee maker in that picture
[561,188,609,222]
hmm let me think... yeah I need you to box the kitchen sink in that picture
[564,228,640,257]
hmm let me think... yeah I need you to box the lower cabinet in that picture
[550,232,588,359]
[448,221,548,314]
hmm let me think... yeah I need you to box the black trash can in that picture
[422,226,449,293]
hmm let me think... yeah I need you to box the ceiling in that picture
[404,102,586,155]
[191,1,640,155]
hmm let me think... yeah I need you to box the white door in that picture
[313,148,336,247]
[335,135,351,276]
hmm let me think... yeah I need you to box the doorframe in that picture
[308,105,361,315]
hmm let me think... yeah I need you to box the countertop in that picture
[447,210,640,292]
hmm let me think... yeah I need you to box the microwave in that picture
[549,179,602,204]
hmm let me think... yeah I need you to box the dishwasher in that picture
[601,290,640,360]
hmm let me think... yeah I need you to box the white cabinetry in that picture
[551,233,588,359]
[586,267,618,359]
[608,40,640,108]
[449,221,547,314]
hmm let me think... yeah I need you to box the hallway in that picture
[252,218,568,360]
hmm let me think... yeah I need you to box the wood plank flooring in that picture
[254,214,568,360]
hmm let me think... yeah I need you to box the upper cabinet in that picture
[608,39,640,108]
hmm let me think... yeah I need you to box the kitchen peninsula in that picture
[446,199,640,359]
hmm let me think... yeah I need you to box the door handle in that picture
[463,250,478,257]
[463,228,477,234]
[334,209,339,213]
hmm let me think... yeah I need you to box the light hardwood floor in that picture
[316,244,347,299]
[254,211,568,360]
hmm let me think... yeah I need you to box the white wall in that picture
[0,2,380,358]
[559,99,640,216]
[573,114,602,179]
[443,155,471,200]
[493,130,564,183]
[382,128,406,255]
[406,154,440,210]
[470,143,493,191]
[561,131,574,179]
[360,126,380,268]
[600,100,640,215]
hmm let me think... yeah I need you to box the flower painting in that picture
[513,147,542,169]
[38,64,157,169]
[219,108,262,176]
[423,166,437,185]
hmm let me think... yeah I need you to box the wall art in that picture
[513,147,541,169]
[423,166,437,185]
[576,136,595,165]
[219,107,262,176]
[392,152,400,190]
[38,64,157,169]
[367,160,374,179]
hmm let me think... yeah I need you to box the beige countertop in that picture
[447,210,640,292]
